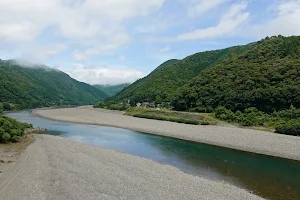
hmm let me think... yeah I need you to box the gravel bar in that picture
[0,135,263,200]
[33,107,300,161]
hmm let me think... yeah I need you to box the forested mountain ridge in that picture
[0,60,108,109]
[171,36,300,112]
[112,44,252,104]
[93,83,130,97]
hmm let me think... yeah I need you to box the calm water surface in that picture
[6,111,300,200]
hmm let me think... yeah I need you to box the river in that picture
[6,111,300,200]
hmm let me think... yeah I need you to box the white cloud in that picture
[72,32,131,61]
[0,0,165,41]
[60,64,145,85]
[0,0,164,59]
[0,21,40,43]
[245,0,300,38]
[18,44,68,63]
[188,0,228,17]
[176,3,249,40]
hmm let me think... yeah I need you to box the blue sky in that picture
[1,0,300,85]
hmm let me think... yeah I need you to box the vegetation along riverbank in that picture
[97,36,300,137]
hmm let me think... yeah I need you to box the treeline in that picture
[109,36,300,136]
[93,101,129,111]
[0,102,20,113]
[214,106,300,136]
[0,116,32,143]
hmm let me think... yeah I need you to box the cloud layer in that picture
[60,65,145,85]
[1,0,300,85]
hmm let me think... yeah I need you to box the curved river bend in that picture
[6,111,300,200]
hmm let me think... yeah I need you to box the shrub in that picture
[0,127,5,138]
[93,102,106,108]
[215,107,237,121]
[273,106,300,120]
[214,107,268,126]
[0,103,3,113]
[11,135,22,142]
[1,133,11,143]
[275,120,300,136]
[108,104,129,111]
[0,116,30,143]
[93,101,130,111]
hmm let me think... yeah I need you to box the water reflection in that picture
[6,111,300,200]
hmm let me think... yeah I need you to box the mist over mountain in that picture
[93,83,130,97]
[0,59,107,109]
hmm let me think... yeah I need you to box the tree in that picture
[0,103,3,113]
[3,102,11,111]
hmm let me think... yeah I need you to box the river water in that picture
[6,111,300,200]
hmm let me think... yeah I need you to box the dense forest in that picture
[171,36,300,112]
[0,60,108,109]
[112,44,252,104]
[93,83,130,97]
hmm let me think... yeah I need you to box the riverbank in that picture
[33,107,300,161]
[0,135,35,174]
[0,134,263,200]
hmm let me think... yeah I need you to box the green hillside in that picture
[0,60,108,109]
[93,83,130,97]
[171,36,300,113]
[112,45,251,104]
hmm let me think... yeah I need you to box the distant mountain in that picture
[112,45,252,103]
[93,83,130,97]
[171,35,300,112]
[0,60,108,109]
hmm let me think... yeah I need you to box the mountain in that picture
[112,45,252,104]
[0,60,108,109]
[171,36,300,112]
[93,83,130,97]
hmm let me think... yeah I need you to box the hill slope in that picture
[0,60,108,108]
[93,83,130,97]
[112,45,251,104]
[171,36,300,112]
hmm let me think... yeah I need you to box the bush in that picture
[1,133,11,143]
[275,120,300,136]
[214,107,268,126]
[0,128,5,138]
[93,102,106,108]
[108,104,129,111]
[93,101,130,111]
[273,106,300,120]
[11,135,22,142]
[215,107,237,121]
[0,116,30,143]
[0,103,3,113]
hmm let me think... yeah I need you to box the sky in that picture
[1,0,300,85]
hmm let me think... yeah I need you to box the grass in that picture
[125,107,216,125]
